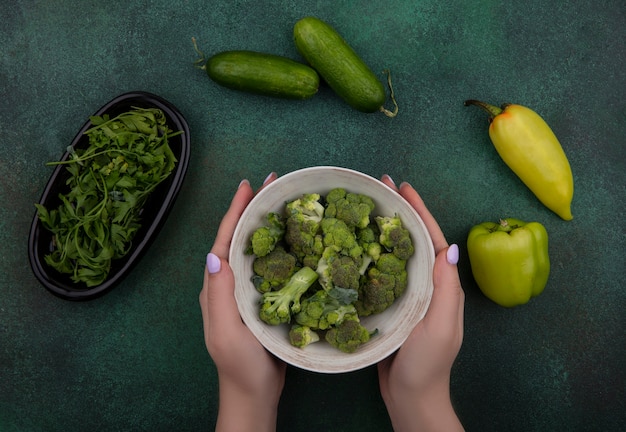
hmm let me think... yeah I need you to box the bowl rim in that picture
[27,91,190,301]
[230,166,435,373]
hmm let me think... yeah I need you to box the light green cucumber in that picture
[194,41,319,100]
[293,17,398,116]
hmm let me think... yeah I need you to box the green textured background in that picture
[1,1,624,431]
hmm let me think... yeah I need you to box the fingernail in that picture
[238,179,250,189]
[446,244,459,265]
[263,172,275,185]
[399,181,412,189]
[206,253,221,274]
[384,174,396,186]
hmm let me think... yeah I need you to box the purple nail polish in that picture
[206,253,221,274]
[446,244,459,265]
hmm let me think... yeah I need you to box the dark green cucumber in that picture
[203,50,319,100]
[293,16,397,116]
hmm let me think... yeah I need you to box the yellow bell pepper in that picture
[465,100,574,221]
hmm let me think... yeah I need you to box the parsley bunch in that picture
[35,107,181,287]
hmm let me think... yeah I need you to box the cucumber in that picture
[197,47,319,100]
[293,16,397,116]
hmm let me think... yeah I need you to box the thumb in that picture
[426,245,465,335]
[200,253,244,335]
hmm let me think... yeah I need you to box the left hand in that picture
[199,174,286,432]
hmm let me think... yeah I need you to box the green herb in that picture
[35,107,181,287]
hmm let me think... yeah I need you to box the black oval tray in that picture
[28,92,190,300]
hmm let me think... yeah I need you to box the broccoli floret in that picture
[284,194,325,269]
[355,253,408,317]
[325,188,376,229]
[259,267,319,325]
[247,212,285,257]
[251,246,298,293]
[324,318,373,353]
[356,224,383,273]
[375,215,415,260]
[316,247,361,291]
[329,255,361,290]
[289,324,320,348]
[285,193,325,223]
[295,287,358,330]
[285,216,324,269]
[320,217,363,259]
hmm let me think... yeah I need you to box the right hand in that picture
[377,175,465,432]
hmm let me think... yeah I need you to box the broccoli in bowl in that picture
[246,188,414,353]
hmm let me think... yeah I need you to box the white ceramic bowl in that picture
[230,166,435,373]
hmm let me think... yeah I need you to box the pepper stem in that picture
[464,99,503,119]
[496,218,523,233]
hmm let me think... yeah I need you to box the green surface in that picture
[1,1,624,431]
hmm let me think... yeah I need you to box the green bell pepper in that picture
[467,218,550,307]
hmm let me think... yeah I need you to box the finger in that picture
[398,182,448,254]
[211,180,255,259]
[256,171,278,193]
[199,269,212,333]
[380,174,399,192]
[427,247,465,341]
[201,174,280,332]
[200,258,244,339]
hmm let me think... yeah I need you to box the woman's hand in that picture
[199,174,286,432]
[377,175,465,432]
